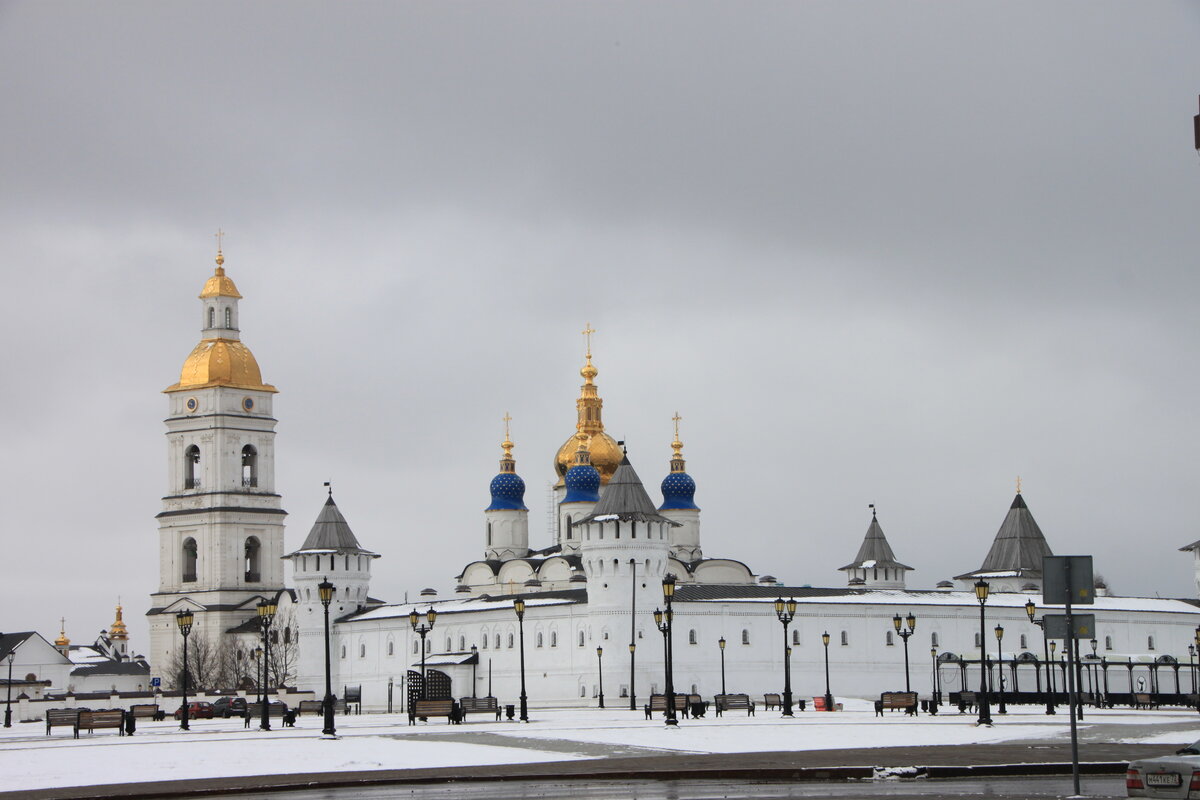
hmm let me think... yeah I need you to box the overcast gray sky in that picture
[2,1,1198,654]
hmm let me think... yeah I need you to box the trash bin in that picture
[505,704,515,720]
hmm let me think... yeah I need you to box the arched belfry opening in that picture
[241,444,258,487]
[244,536,261,583]
[182,538,197,582]
[184,445,200,489]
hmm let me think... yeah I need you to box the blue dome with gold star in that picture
[660,471,699,510]
[562,463,601,503]
[488,471,527,511]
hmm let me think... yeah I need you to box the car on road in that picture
[212,696,247,718]
[173,701,214,720]
[1127,742,1200,796]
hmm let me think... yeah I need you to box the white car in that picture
[1127,744,1200,797]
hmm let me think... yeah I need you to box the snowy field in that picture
[0,700,1197,794]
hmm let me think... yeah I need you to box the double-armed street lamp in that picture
[775,597,798,717]
[409,607,437,699]
[1189,644,1196,695]
[252,646,263,704]
[257,598,277,731]
[974,580,993,725]
[318,578,337,737]
[822,631,834,712]
[596,646,604,708]
[651,575,679,725]
[994,624,1007,714]
[176,609,194,731]
[1026,599,1056,715]
[893,612,916,693]
[513,598,529,722]
[718,637,727,696]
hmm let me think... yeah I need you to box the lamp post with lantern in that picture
[994,624,1007,714]
[718,637,727,696]
[596,646,604,708]
[257,598,277,731]
[471,645,479,699]
[409,607,436,699]
[929,647,940,714]
[893,612,916,693]
[176,609,194,731]
[252,646,263,704]
[775,597,798,717]
[513,598,528,722]
[1025,599,1056,714]
[974,580,993,725]
[4,651,14,728]
[822,631,834,712]
[317,577,337,737]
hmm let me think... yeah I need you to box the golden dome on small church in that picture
[554,324,622,486]
[54,621,70,648]
[199,251,242,299]
[166,338,277,393]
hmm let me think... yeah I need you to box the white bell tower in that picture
[148,242,287,681]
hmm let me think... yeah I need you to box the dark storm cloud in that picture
[1,1,1198,649]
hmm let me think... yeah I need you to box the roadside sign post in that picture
[1044,555,1094,798]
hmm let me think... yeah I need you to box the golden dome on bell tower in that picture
[554,323,623,486]
[109,603,128,641]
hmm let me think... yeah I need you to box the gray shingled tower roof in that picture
[955,493,1053,580]
[579,455,679,525]
[290,495,375,554]
[839,513,913,571]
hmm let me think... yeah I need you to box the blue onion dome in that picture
[562,433,601,503]
[486,427,527,511]
[659,419,700,510]
[660,471,698,510]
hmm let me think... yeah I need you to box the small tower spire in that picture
[669,412,686,473]
[214,228,225,269]
[109,601,128,641]
[1016,475,1022,494]
[499,413,517,474]
[55,618,70,648]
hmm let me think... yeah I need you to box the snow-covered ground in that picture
[0,701,1196,794]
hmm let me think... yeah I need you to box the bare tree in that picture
[265,606,299,688]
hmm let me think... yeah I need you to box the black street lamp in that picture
[1195,627,1200,714]
[257,598,277,731]
[628,642,636,710]
[929,647,939,714]
[1025,599,1056,715]
[471,645,479,699]
[663,575,679,726]
[822,631,834,712]
[774,597,798,717]
[994,624,1007,714]
[974,580,992,725]
[4,651,14,728]
[252,646,263,705]
[892,612,916,693]
[653,612,678,724]
[318,577,337,737]
[513,598,529,722]
[596,646,604,708]
[408,607,437,699]
[176,609,194,731]
[718,637,727,697]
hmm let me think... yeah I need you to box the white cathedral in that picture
[148,252,1200,710]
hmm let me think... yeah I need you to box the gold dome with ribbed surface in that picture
[166,338,276,393]
[554,327,621,485]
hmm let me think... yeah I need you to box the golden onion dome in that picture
[555,429,622,485]
[200,260,242,299]
[54,626,70,648]
[109,604,128,641]
[165,338,277,393]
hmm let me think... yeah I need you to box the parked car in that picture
[212,697,247,718]
[1127,742,1200,796]
[173,701,214,720]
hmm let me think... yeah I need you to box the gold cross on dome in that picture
[672,412,682,439]
[214,228,225,252]
[503,412,512,440]
[582,323,596,357]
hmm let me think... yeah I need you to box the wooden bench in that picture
[812,696,839,711]
[297,700,325,716]
[409,698,458,725]
[957,691,977,713]
[130,704,164,722]
[685,694,710,718]
[1134,693,1158,709]
[713,693,755,716]
[643,693,690,719]
[458,696,501,721]
[77,710,125,737]
[875,691,918,716]
[46,709,79,736]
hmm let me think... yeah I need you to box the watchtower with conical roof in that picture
[955,489,1054,593]
[286,489,380,694]
[149,243,287,676]
[839,508,912,588]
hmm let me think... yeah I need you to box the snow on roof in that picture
[347,594,578,623]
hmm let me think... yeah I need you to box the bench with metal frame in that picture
[874,691,918,716]
[713,693,755,717]
[458,696,501,721]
